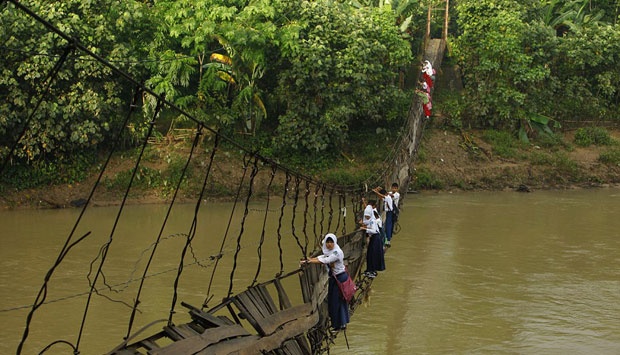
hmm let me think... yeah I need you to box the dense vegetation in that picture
[1,0,619,189]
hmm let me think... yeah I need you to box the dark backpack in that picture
[392,204,400,223]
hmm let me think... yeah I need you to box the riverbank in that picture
[1,127,619,209]
[414,127,620,192]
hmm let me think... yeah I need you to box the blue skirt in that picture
[385,211,394,241]
[366,233,386,272]
[328,271,350,329]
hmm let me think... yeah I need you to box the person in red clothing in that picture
[422,60,435,90]
[416,82,432,120]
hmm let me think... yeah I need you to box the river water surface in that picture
[1,188,619,354]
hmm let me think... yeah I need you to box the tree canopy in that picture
[450,0,620,136]
[1,0,619,173]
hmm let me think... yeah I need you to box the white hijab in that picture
[364,204,375,223]
[363,205,378,234]
[318,233,345,275]
[423,60,434,76]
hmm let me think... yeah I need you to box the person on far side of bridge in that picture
[389,182,401,235]
[422,60,436,90]
[372,187,394,247]
[416,82,432,120]
[359,200,385,278]
[300,233,350,330]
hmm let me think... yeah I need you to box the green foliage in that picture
[529,150,581,184]
[598,148,620,165]
[481,130,523,159]
[0,0,156,163]
[432,88,464,129]
[412,167,443,190]
[550,23,620,121]
[550,152,580,175]
[451,0,551,129]
[533,132,572,151]
[451,0,620,131]
[147,0,276,133]
[573,127,616,147]
[518,112,562,143]
[0,152,95,189]
[272,1,413,152]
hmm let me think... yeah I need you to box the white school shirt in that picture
[391,191,400,208]
[384,194,393,212]
[363,217,379,235]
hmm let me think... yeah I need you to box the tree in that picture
[450,0,550,130]
[272,1,412,152]
[147,0,274,134]
[0,0,156,163]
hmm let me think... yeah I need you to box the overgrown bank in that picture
[413,126,620,192]
[2,125,620,210]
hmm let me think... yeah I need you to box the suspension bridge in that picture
[2,1,447,354]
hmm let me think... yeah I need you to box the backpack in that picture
[392,204,400,223]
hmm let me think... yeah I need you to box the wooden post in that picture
[443,0,449,40]
[426,1,432,40]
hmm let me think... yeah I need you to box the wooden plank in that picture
[231,308,318,354]
[152,324,251,355]
[257,284,278,314]
[140,339,159,351]
[113,350,139,355]
[162,326,184,341]
[217,315,235,326]
[194,334,261,355]
[182,301,234,328]
[233,285,282,336]
[233,292,264,335]
[189,309,233,328]
[281,339,304,355]
[246,287,271,318]
[344,246,363,263]
[244,289,268,319]
[254,303,313,336]
[162,324,198,341]
[309,272,329,311]
[293,334,312,354]
[299,271,312,304]
[178,323,201,337]
[274,278,292,310]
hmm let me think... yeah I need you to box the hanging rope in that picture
[275,172,291,277]
[312,183,320,243]
[202,145,252,309]
[125,123,204,338]
[341,192,348,236]
[167,130,221,321]
[302,180,311,257]
[289,176,306,257]
[16,231,90,355]
[16,84,144,354]
[76,98,163,351]
[227,155,260,298]
[250,163,277,286]
[318,184,327,240]
[327,188,335,234]
[0,44,75,176]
